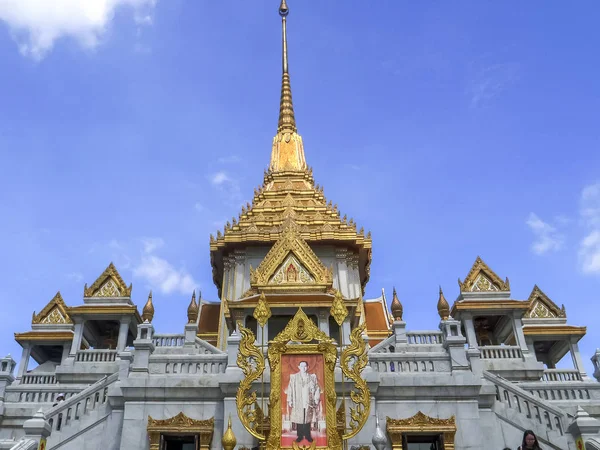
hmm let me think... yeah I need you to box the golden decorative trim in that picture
[236,323,267,441]
[330,290,348,326]
[386,412,456,450]
[458,256,510,292]
[32,292,73,325]
[249,223,333,293]
[253,293,272,328]
[523,326,586,336]
[147,413,214,450]
[339,323,370,440]
[84,262,132,298]
[66,305,141,320]
[525,285,566,319]
[14,331,74,342]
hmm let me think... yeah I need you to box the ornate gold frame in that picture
[236,307,370,450]
[386,412,456,450]
[147,413,214,450]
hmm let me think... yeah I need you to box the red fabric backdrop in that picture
[280,354,325,416]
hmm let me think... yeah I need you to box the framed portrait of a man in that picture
[281,354,326,447]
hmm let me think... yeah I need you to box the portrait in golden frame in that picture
[266,310,340,450]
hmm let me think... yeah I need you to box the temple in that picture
[1,2,600,450]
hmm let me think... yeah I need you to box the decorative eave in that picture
[83,262,132,298]
[450,299,529,316]
[228,292,359,310]
[66,304,142,322]
[209,169,372,298]
[458,256,510,292]
[32,292,73,325]
[386,412,456,449]
[523,325,586,337]
[14,331,74,343]
[525,285,566,319]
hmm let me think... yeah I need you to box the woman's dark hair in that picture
[521,430,541,449]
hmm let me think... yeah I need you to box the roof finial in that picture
[277,0,296,134]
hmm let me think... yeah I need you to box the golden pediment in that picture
[526,285,565,318]
[271,307,333,344]
[32,292,72,325]
[458,256,510,292]
[147,413,214,450]
[84,262,132,298]
[386,412,457,450]
[249,224,333,292]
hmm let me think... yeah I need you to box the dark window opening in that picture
[402,433,443,450]
[161,434,198,450]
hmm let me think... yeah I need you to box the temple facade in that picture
[2,2,600,450]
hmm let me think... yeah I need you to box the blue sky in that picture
[1,1,599,375]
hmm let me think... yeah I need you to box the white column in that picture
[318,311,330,337]
[116,318,131,351]
[569,340,588,379]
[69,319,85,356]
[511,313,529,354]
[462,315,478,349]
[61,343,70,363]
[16,344,31,380]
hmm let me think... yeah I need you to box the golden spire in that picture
[142,290,154,322]
[222,415,237,450]
[277,0,295,134]
[391,287,403,321]
[270,0,307,172]
[187,290,199,323]
[437,286,450,320]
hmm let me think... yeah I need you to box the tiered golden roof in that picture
[458,256,510,292]
[525,285,566,319]
[84,262,132,298]
[209,0,371,297]
[32,291,72,325]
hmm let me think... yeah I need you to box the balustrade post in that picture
[592,349,600,382]
[226,330,242,372]
[131,322,155,376]
[184,322,198,349]
[440,318,468,371]
[0,355,16,414]
[23,409,52,448]
[392,320,407,346]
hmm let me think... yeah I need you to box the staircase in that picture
[483,371,569,449]
[43,373,120,449]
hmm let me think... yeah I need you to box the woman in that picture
[518,430,542,450]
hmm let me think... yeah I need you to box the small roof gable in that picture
[245,223,333,296]
[32,291,72,325]
[364,294,391,335]
[198,303,221,334]
[525,285,566,319]
[458,256,510,292]
[84,262,132,298]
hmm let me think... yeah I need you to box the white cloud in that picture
[468,62,520,109]
[526,212,564,255]
[579,182,600,275]
[0,0,156,60]
[210,171,231,186]
[141,237,164,254]
[132,237,197,295]
[194,203,204,212]
[66,272,84,282]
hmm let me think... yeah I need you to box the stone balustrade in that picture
[75,349,117,363]
[149,355,228,375]
[406,331,444,345]
[152,334,185,347]
[20,373,57,385]
[484,371,566,436]
[4,387,80,403]
[368,353,451,373]
[480,345,523,360]
[542,369,582,382]
[516,380,600,403]
[45,373,118,433]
